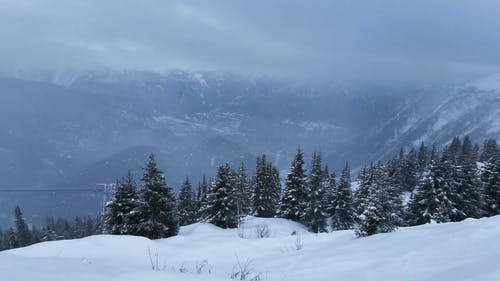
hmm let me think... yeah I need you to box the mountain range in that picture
[0,69,499,220]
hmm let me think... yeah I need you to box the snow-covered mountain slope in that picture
[360,74,500,161]
[1,69,500,222]
[1,216,500,281]
[0,70,400,189]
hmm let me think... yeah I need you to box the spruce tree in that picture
[6,228,18,249]
[305,152,327,233]
[417,142,431,175]
[449,136,483,220]
[323,167,337,217]
[407,160,455,225]
[253,155,281,217]
[235,163,253,216]
[480,139,498,162]
[13,206,32,247]
[278,148,308,222]
[400,148,418,192]
[104,171,141,235]
[136,154,178,239]
[41,217,58,241]
[177,177,197,226]
[354,165,373,217]
[483,155,500,216]
[331,162,355,230]
[206,163,239,228]
[197,175,211,221]
[355,163,399,237]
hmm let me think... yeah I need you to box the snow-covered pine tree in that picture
[197,175,213,221]
[386,160,405,226]
[354,165,373,217]
[104,171,141,235]
[253,155,281,217]
[449,136,484,221]
[331,162,355,230]
[439,140,467,221]
[323,166,337,218]
[417,142,431,175]
[71,217,85,238]
[6,228,18,249]
[278,148,308,222]
[407,159,455,225]
[206,163,239,228]
[136,154,178,239]
[482,154,500,216]
[305,152,327,233]
[41,217,58,241]
[400,148,418,192]
[177,177,197,226]
[13,206,32,247]
[235,163,253,216]
[480,139,498,162]
[355,163,399,237]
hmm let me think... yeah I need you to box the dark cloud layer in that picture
[1,0,500,83]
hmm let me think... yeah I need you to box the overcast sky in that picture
[1,0,500,84]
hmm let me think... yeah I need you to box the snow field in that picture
[1,216,500,281]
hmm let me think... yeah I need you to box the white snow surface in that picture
[2,216,500,281]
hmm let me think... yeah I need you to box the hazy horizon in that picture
[2,1,500,85]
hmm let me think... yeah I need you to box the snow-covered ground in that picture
[1,216,500,281]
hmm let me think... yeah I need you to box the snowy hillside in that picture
[364,74,500,161]
[2,216,500,281]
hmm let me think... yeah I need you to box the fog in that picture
[1,0,500,84]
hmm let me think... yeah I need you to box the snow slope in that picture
[1,216,500,281]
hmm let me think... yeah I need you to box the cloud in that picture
[1,0,500,84]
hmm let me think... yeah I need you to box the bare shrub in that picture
[230,254,262,281]
[147,246,162,271]
[255,224,271,238]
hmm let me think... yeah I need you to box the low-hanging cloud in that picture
[1,0,500,84]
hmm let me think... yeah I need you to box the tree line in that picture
[104,136,500,239]
[0,206,101,250]
[2,136,498,251]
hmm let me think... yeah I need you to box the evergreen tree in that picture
[417,142,431,174]
[31,226,42,244]
[41,217,58,241]
[177,177,197,226]
[278,148,308,222]
[13,206,32,247]
[400,148,418,192]
[449,136,484,220]
[482,155,500,216]
[136,154,178,239]
[355,163,399,237]
[234,163,253,216]
[331,162,355,230]
[407,160,455,225]
[197,175,212,221]
[480,139,498,162]
[206,163,239,228]
[354,165,373,217]
[6,228,18,249]
[305,152,327,233]
[323,167,337,217]
[253,155,281,217]
[104,171,141,235]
